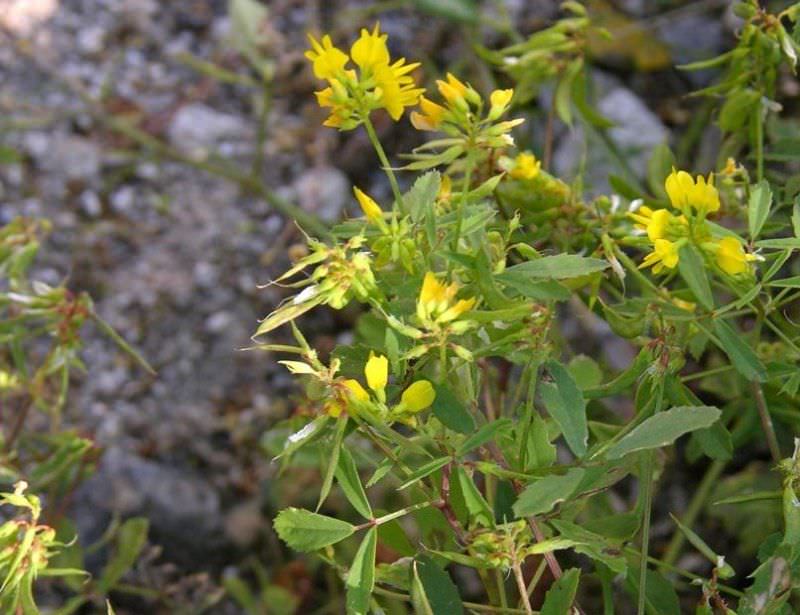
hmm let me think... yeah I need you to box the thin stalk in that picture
[451,149,476,255]
[754,102,764,181]
[751,380,782,463]
[637,450,655,615]
[524,557,548,604]
[494,569,509,612]
[661,459,726,568]
[363,116,405,214]
[373,586,530,614]
[513,559,534,615]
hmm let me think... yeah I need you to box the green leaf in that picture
[98,518,149,592]
[540,568,581,615]
[432,383,475,434]
[647,143,675,198]
[712,319,767,382]
[626,568,680,615]
[412,0,478,23]
[335,447,372,519]
[606,406,722,460]
[454,467,493,528]
[397,457,451,491]
[317,417,348,511]
[767,275,800,288]
[346,527,377,615]
[748,180,773,240]
[540,361,588,457]
[496,274,571,301]
[670,514,735,578]
[792,196,800,238]
[512,468,585,517]
[456,418,513,457]
[411,555,465,615]
[502,254,609,280]
[524,414,557,471]
[678,244,714,310]
[554,59,583,127]
[406,171,441,222]
[273,508,356,552]
[718,88,760,132]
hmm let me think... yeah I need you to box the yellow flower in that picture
[417,272,456,320]
[489,88,513,119]
[640,239,680,274]
[723,157,738,176]
[353,187,383,221]
[400,380,436,412]
[715,237,755,275]
[438,298,476,323]
[350,23,390,71]
[664,168,720,215]
[374,58,423,120]
[315,84,353,128]
[410,96,447,131]
[436,73,468,104]
[416,272,476,327]
[365,352,388,393]
[325,378,369,417]
[305,34,349,80]
[509,152,541,180]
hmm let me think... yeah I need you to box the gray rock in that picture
[77,447,227,566]
[167,103,250,159]
[656,14,725,88]
[553,82,668,195]
[80,190,103,218]
[293,165,351,223]
[30,134,102,183]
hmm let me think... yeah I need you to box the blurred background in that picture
[0,0,782,612]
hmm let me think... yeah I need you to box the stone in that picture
[553,80,668,195]
[167,103,250,158]
[293,165,351,223]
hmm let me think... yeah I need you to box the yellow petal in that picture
[350,23,390,71]
[364,353,388,392]
[342,379,369,401]
[353,187,383,221]
[401,380,436,412]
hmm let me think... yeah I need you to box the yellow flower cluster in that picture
[305,24,423,129]
[417,272,476,329]
[326,352,435,423]
[632,168,756,276]
[410,73,521,146]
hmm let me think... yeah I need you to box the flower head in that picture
[374,58,424,120]
[509,152,541,180]
[715,237,756,275]
[436,73,468,104]
[416,272,476,326]
[489,89,513,119]
[665,168,720,216]
[400,380,435,412]
[365,352,388,393]
[305,23,423,129]
[640,239,680,274]
[410,96,447,131]
[305,34,349,80]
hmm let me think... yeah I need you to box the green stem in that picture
[637,450,655,615]
[371,500,435,526]
[754,101,764,182]
[451,149,476,255]
[363,115,405,214]
[751,380,782,463]
[661,459,726,568]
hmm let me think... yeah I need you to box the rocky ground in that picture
[0,0,736,612]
